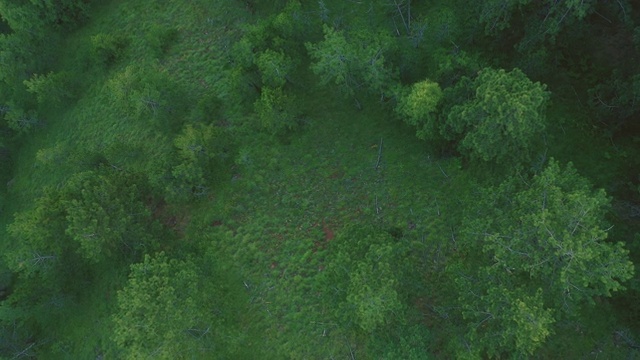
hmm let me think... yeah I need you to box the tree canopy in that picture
[452,159,634,356]
[1,0,639,358]
[445,67,550,164]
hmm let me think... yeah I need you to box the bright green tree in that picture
[112,252,215,359]
[396,79,443,140]
[347,242,404,332]
[445,67,549,164]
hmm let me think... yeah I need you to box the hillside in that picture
[0,0,639,358]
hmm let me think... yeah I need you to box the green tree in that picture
[588,72,640,134]
[255,49,294,88]
[23,71,73,107]
[6,188,69,282]
[306,24,396,97]
[347,242,404,332]
[482,160,633,305]
[4,107,42,133]
[396,79,443,140]
[455,267,555,358]
[479,0,595,39]
[159,122,222,202]
[107,64,174,120]
[327,225,406,333]
[445,67,549,164]
[112,252,216,359]
[254,86,299,134]
[0,0,91,30]
[7,168,156,266]
[62,170,154,263]
[90,33,128,67]
[452,160,634,356]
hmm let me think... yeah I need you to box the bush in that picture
[90,33,128,66]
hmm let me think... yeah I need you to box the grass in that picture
[1,0,637,358]
[183,81,473,356]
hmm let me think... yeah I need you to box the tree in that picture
[306,24,396,97]
[588,72,640,134]
[0,0,91,30]
[454,277,555,358]
[23,71,73,107]
[478,0,595,40]
[255,49,294,88]
[6,187,69,282]
[107,64,172,120]
[347,242,404,332]
[452,159,634,356]
[157,122,222,202]
[254,86,299,135]
[112,252,215,359]
[482,160,633,306]
[4,107,42,133]
[7,168,156,266]
[90,33,128,67]
[326,225,406,333]
[444,67,549,164]
[395,79,443,140]
[61,170,154,263]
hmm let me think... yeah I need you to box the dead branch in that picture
[375,138,383,169]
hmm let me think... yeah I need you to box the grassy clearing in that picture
[185,83,473,356]
[1,0,635,358]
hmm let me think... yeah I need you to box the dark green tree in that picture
[0,0,91,30]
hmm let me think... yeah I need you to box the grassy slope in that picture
[0,0,636,358]
[0,0,468,356]
[189,88,468,357]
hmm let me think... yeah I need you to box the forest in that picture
[0,0,640,358]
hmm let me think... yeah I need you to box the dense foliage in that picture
[1,0,640,358]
